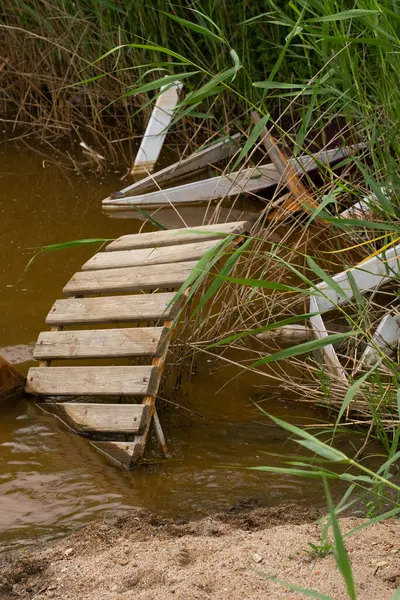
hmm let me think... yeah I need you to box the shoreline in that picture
[2,504,400,599]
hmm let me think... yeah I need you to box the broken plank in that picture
[25,366,158,396]
[309,296,348,382]
[33,327,167,360]
[111,134,241,197]
[131,82,182,177]
[103,146,366,210]
[356,313,400,371]
[47,293,179,325]
[63,262,197,295]
[315,243,400,314]
[47,403,149,434]
[83,239,219,271]
[106,221,250,252]
[252,111,320,219]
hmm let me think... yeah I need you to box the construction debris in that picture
[103,145,364,213]
[130,81,182,178]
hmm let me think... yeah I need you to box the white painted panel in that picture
[131,82,182,177]
[309,296,348,382]
[356,313,400,371]
[315,244,400,313]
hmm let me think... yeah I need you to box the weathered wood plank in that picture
[47,293,178,325]
[110,134,241,197]
[106,221,249,252]
[25,366,158,396]
[103,146,365,210]
[63,262,197,296]
[90,441,141,468]
[83,240,219,271]
[48,402,148,433]
[131,82,182,177]
[33,327,167,360]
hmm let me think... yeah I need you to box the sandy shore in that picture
[1,504,400,599]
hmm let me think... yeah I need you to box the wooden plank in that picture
[315,243,400,314]
[109,134,241,197]
[106,221,249,252]
[63,262,197,296]
[356,313,400,372]
[47,293,179,325]
[103,146,365,210]
[83,239,218,271]
[48,402,148,433]
[33,327,167,360]
[131,82,181,177]
[90,441,141,468]
[309,296,348,382]
[25,366,158,396]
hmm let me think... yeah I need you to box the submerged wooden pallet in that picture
[26,221,249,468]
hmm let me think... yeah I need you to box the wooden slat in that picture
[25,366,158,396]
[106,221,249,252]
[33,327,167,360]
[63,262,196,296]
[47,293,178,325]
[90,441,141,468]
[47,402,148,433]
[83,240,218,271]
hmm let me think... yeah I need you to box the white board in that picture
[356,313,400,372]
[315,243,400,314]
[309,296,348,382]
[131,81,182,177]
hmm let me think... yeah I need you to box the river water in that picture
[0,143,378,553]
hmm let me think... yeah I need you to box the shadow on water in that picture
[0,143,382,552]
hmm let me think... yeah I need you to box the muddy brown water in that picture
[0,144,380,554]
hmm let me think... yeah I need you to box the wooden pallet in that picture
[26,221,249,468]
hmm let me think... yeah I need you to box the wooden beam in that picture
[25,366,158,396]
[33,327,167,360]
[251,111,321,220]
[46,293,179,325]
